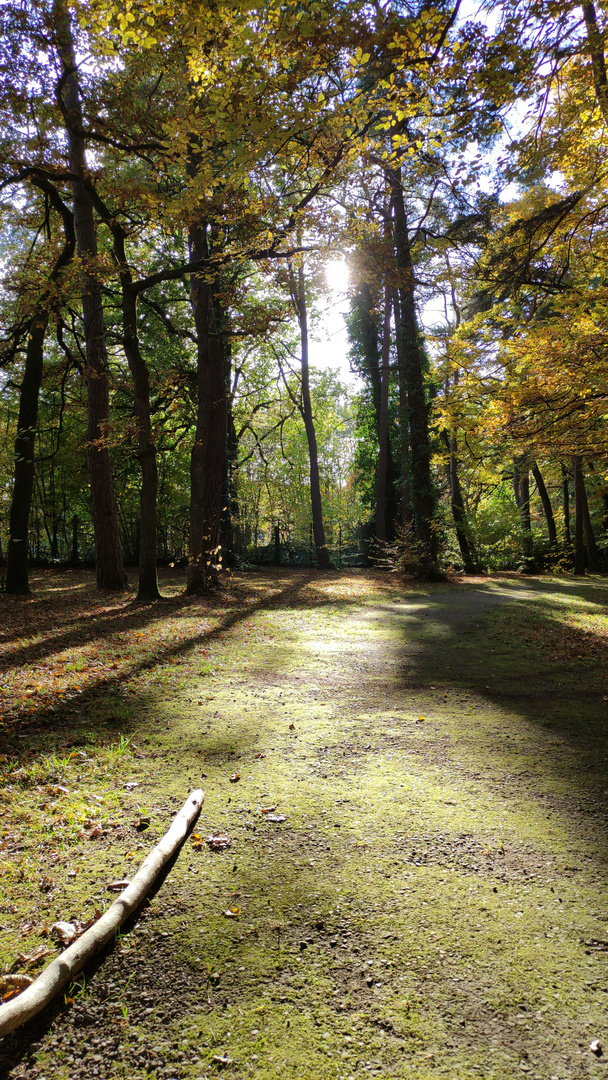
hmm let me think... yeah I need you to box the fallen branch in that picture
[0,789,204,1037]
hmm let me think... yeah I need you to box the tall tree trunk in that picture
[513,456,533,558]
[53,0,126,590]
[6,185,75,596]
[187,224,228,592]
[70,514,79,563]
[351,280,398,539]
[375,287,391,543]
[220,336,235,566]
[577,465,600,571]
[122,282,161,600]
[440,430,476,572]
[6,315,50,595]
[561,464,572,547]
[389,170,437,575]
[290,260,332,569]
[392,291,413,531]
[582,2,608,124]
[105,214,161,600]
[531,462,557,548]
[573,456,586,575]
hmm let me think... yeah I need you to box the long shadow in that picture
[0,575,274,669]
[387,577,608,848]
[0,573,311,757]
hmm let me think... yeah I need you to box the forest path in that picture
[2,569,608,1080]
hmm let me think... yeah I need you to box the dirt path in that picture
[1,570,608,1080]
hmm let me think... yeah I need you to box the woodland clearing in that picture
[0,567,607,1080]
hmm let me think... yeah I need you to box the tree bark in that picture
[53,0,126,590]
[582,2,608,124]
[389,171,437,575]
[578,466,600,571]
[6,186,75,595]
[561,464,572,547]
[440,430,476,572]
[531,462,557,549]
[351,280,398,539]
[375,287,391,543]
[187,224,228,592]
[289,260,332,569]
[122,281,161,600]
[513,456,533,558]
[573,456,586,575]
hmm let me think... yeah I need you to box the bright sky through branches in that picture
[308,259,357,385]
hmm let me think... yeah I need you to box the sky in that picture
[308,260,356,386]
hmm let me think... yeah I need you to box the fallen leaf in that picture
[222,908,241,918]
[0,975,33,1000]
[254,752,265,759]
[106,879,131,892]
[16,945,51,968]
[207,835,232,851]
[50,921,78,945]
[288,723,295,730]
[212,1055,233,1066]
[260,806,276,814]
[229,774,240,783]
[135,817,150,831]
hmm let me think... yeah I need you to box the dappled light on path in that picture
[1,569,607,1080]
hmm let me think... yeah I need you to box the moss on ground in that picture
[1,569,608,1080]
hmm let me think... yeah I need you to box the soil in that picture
[1,568,608,1080]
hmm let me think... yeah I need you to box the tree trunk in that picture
[290,260,332,569]
[531,462,557,548]
[513,456,533,558]
[392,291,413,532]
[70,514,79,563]
[122,283,161,600]
[6,186,75,596]
[573,456,586,575]
[389,172,437,575]
[440,430,476,572]
[352,280,398,540]
[578,465,600,571]
[53,0,126,590]
[375,287,391,543]
[220,337,235,567]
[561,464,572,547]
[6,316,50,595]
[187,224,228,592]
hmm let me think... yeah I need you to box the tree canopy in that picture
[2,0,608,592]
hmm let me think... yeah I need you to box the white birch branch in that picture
[0,789,204,1038]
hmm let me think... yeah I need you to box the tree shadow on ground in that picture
[0,571,311,761]
[386,577,608,853]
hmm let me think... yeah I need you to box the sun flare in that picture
[324,258,350,294]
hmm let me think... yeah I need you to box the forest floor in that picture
[1,567,608,1080]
